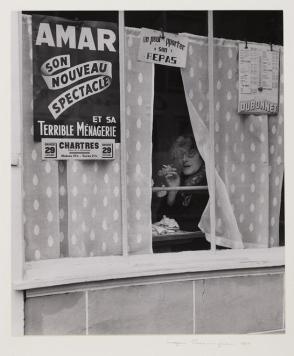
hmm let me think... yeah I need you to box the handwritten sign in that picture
[138,28,188,68]
[238,43,280,115]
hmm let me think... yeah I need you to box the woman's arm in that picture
[166,190,178,206]
[164,170,181,206]
[158,164,181,206]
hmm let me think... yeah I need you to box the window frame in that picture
[12,10,285,294]
[14,247,284,290]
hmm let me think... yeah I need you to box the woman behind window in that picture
[155,134,209,232]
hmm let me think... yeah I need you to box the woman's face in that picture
[180,149,202,176]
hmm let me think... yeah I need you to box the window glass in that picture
[151,65,210,253]
[20,10,285,261]
[21,12,124,261]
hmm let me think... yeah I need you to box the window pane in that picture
[22,12,123,261]
[151,65,210,253]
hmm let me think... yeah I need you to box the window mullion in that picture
[152,186,208,192]
[208,11,216,251]
[11,11,25,335]
[119,11,128,256]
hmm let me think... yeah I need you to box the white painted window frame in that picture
[11,11,25,335]
[11,10,285,324]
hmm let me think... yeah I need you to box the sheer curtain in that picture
[124,28,154,254]
[22,15,283,260]
[22,17,154,260]
[181,34,284,248]
[22,15,61,261]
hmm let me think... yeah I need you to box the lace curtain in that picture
[22,17,154,260]
[22,15,283,260]
[181,34,284,248]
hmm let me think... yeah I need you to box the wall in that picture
[24,267,284,334]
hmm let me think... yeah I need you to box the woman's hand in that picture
[159,165,180,206]
[159,165,180,187]
[164,169,180,187]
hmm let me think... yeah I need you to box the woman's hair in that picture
[170,134,201,169]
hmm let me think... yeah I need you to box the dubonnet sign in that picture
[238,43,280,115]
[32,15,120,160]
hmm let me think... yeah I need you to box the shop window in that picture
[151,65,210,253]
[12,11,285,291]
[19,12,285,261]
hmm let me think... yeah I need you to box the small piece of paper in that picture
[138,27,188,68]
[238,43,280,115]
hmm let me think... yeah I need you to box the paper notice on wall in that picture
[32,14,120,148]
[42,138,115,160]
[238,43,280,115]
[138,28,188,68]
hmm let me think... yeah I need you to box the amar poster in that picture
[32,14,120,153]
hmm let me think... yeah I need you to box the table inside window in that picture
[152,230,208,253]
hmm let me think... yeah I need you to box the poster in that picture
[238,43,280,114]
[138,27,188,68]
[32,15,120,159]
[41,138,114,160]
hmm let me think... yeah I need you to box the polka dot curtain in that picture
[22,17,154,260]
[66,157,122,257]
[268,54,284,247]
[22,15,60,260]
[125,28,154,254]
[59,161,69,257]
[22,14,283,259]
[65,28,154,257]
[181,34,284,248]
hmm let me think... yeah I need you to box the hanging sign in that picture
[238,43,280,115]
[138,28,188,68]
[32,14,120,159]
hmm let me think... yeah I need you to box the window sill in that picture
[13,247,284,291]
